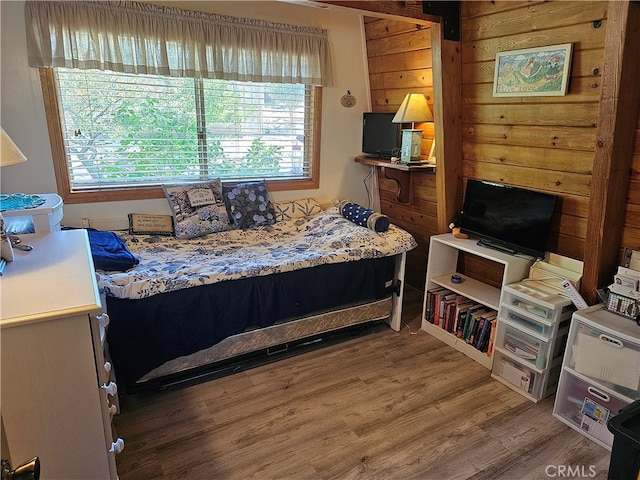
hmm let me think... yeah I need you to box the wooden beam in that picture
[582,0,640,304]
[311,1,440,24]
[431,23,463,233]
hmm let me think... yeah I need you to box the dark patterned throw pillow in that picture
[222,180,276,229]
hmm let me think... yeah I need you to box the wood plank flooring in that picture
[113,287,612,479]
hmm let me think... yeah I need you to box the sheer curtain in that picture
[25,0,333,85]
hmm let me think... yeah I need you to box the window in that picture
[41,68,321,203]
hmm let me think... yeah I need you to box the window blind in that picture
[55,68,315,189]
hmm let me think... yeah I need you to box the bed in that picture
[96,204,417,392]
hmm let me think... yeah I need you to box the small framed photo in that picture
[493,43,573,97]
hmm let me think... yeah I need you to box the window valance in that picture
[25,1,333,86]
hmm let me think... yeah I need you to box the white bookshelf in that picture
[421,234,533,369]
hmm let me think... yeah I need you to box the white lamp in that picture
[1,128,28,167]
[1,128,30,267]
[392,93,433,164]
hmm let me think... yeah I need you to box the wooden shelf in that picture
[354,156,434,204]
[354,156,435,171]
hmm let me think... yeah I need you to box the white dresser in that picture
[0,230,122,479]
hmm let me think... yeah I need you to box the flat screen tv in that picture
[459,179,557,259]
[362,112,401,159]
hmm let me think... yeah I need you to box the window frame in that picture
[39,68,322,204]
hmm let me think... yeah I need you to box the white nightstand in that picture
[1,193,63,233]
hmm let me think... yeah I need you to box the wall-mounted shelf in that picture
[355,156,434,204]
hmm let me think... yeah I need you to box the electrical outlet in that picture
[82,218,90,228]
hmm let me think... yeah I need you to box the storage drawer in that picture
[502,283,572,324]
[553,370,631,449]
[566,317,640,395]
[501,305,553,337]
[493,351,546,399]
[496,323,549,369]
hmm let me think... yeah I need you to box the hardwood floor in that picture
[113,287,611,479]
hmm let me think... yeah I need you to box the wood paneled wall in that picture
[364,16,438,289]
[359,0,640,298]
[461,1,606,262]
[626,109,640,250]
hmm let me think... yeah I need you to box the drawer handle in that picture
[587,386,610,403]
[599,334,623,348]
[97,313,110,328]
[101,381,118,397]
[109,438,125,454]
[108,404,118,416]
[104,361,112,373]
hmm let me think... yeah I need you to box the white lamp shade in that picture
[392,93,433,124]
[1,128,28,167]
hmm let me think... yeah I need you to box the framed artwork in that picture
[493,43,573,97]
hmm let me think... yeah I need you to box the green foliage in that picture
[242,138,282,173]
[56,69,306,185]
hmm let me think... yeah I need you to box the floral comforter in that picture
[97,207,417,300]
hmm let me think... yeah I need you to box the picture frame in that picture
[493,43,573,97]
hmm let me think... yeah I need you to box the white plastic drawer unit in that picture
[566,309,640,398]
[553,371,632,449]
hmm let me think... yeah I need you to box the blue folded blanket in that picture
[87,229,139,272]
[338,201,390,233]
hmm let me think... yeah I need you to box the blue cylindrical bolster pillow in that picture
[338,201,390,232]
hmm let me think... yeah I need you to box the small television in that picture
[459,179,557,259]
[362,112,401,159]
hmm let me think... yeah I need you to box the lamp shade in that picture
[1,128,28,167]
[392,93,433,124]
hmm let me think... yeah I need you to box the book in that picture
[462,304,484,341]
[470,317,485,346]
[433,289,452,326]
[486,319,498,356]
[425,287,445,324]
[453,301,475,337]
[465,307,487,343]
[480,318,497,353]
[443,298,457,332]
[439,292,458,327]
[443,294,470,332]
[474,311,497,351]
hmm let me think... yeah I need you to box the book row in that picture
[425,287,498,355]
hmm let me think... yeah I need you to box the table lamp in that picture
[1,128,29,268]
[392,93,433,163]
[1,128,28,167]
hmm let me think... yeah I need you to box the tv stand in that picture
[476,239,518,256]
[421,234,534,369]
